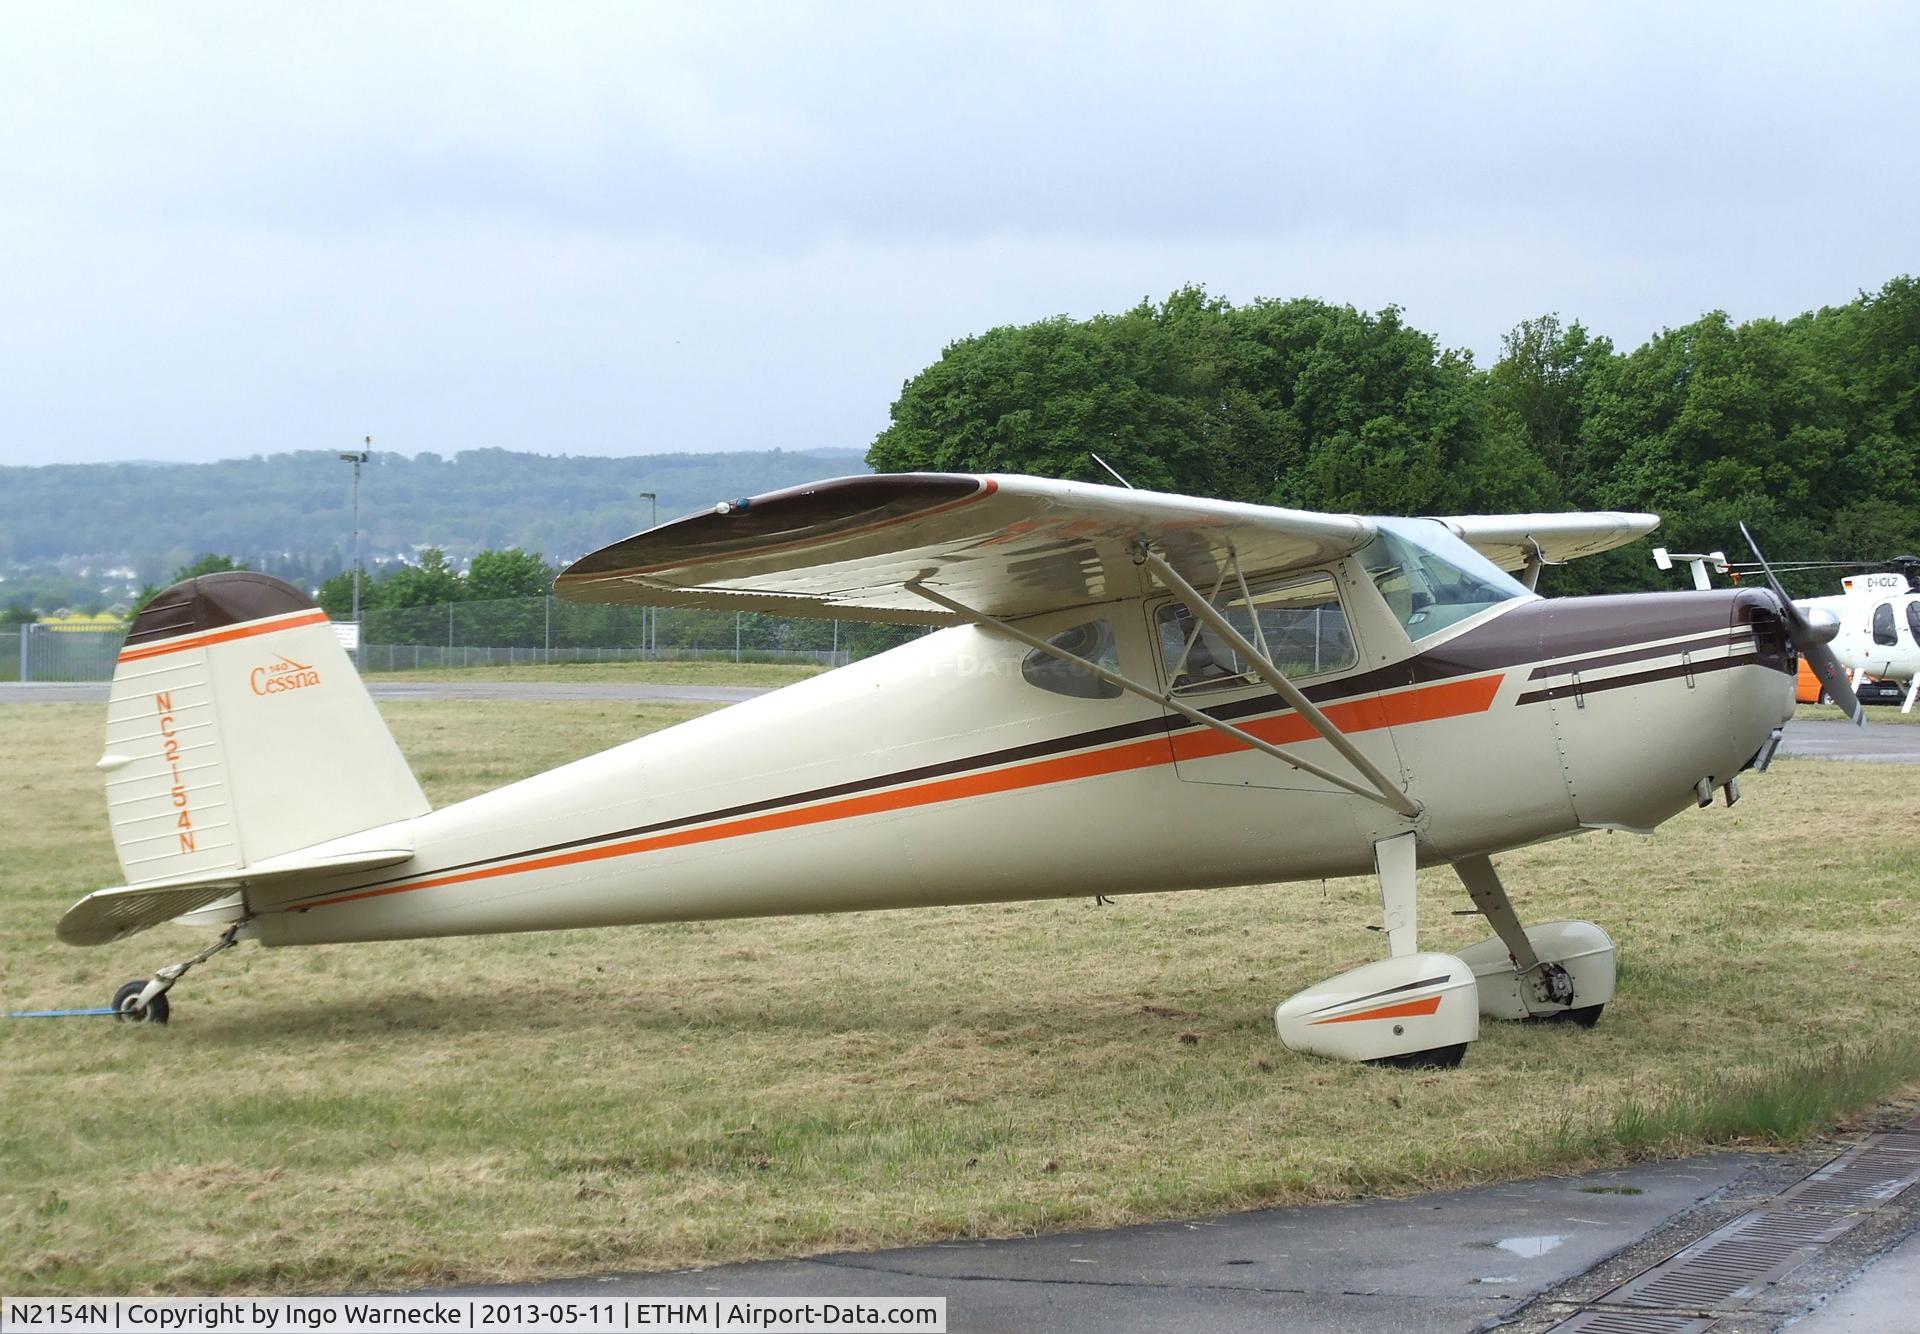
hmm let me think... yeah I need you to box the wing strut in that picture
[906,578,1417,814]
[1133,543,1422,819]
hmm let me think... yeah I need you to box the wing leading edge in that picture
[1440,511,1660,572]
[556,473,1375,623]
[556,473,1660,622]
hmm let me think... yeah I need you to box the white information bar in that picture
[0,1297,946,1334]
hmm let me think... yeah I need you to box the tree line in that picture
[869,278,1920,596]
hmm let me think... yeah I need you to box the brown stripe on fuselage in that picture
[1527,629,1752,681]
[289,674,1505,913]
[284,589,1778,911]
[1516,652,1765,706]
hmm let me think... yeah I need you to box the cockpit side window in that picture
[1906,601,1920,646]
[1021,620,1123,699]
[1358,517,1530,642]
[1155,573,1355,693]
[1873,601,1898,646]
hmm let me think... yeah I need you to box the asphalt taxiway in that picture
[425,1118,1920,1333]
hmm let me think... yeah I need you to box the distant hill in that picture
[0,447,871,577]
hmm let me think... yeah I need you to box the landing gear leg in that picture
[1273,832,1480,1067]
[1452,855,1613,1025]
[113,922,243,1025]
[1904,678,1917,716]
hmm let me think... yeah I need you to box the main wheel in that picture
[1367,1043,1468,1070]
[1535,1003,1604,1028]
[112,979,170,1026]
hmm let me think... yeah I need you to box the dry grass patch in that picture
[3,698,1919,1294]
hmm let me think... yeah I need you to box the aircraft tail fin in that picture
[97,572,430,896]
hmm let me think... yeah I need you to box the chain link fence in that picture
[5,625,125,682]
[2,598,923,682]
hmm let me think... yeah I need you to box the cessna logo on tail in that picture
[250,652,321,696]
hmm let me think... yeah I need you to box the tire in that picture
[1536,1003,1603,1028]
[112,979,170,1026]
[1367,1042,1467,1070]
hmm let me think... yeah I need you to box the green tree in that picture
[378,548,465,610]
[466,547,554,601]
[869,288,1545,519]
[316,571,359,618]
[1485,314,1612,498]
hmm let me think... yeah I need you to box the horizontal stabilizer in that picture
[57,847,413,946]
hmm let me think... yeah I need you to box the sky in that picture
[2,2,1916,467]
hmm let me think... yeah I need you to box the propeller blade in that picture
[1739,522,1864,725]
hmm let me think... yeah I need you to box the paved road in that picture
[1792,1227,1920,1332]
[432,1155,1765,1333]
[0,680,772,705]
[1774,719,1920,764]
[425,1125,1920,1333]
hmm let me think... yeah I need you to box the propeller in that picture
[1738,522,1864,726]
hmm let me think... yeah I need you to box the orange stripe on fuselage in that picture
[1310,994,1443,1025]
[117,610,330,663]
[1169,674,1500,763]
[296,671,1506,913]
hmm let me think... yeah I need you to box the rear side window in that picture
[1906,601,1920,646]
[1873,601,1897,646]
[1022,621,1122,699]
[1156,573,1355,693]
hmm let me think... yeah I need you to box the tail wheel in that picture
[112,979,170,1026]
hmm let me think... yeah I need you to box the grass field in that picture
[4,695,1920,1296]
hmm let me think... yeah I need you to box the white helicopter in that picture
[53,473,1848,1068]
[1657,548,1919,712]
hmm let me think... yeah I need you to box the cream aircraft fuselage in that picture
[59,474,1808,1064]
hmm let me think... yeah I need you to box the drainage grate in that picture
[1603,1207,1863,1309]
[1548,1311,1716,1333]
[1774,1141,1920,1212]
[1547,1131,1920,1331]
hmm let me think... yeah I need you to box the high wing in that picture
[557,474,1375,623]
[1440,511,1660,572]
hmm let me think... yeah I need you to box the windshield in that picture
[1358,517,1530,642]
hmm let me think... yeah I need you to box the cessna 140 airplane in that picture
[51,473,1856,1068]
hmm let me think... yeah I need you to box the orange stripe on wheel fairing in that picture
[117,610,331,663]
[1310,995,1444,1026]
[296,671,1507,913]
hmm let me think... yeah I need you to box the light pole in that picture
[339,438,371,660]
[639,491,658,655]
